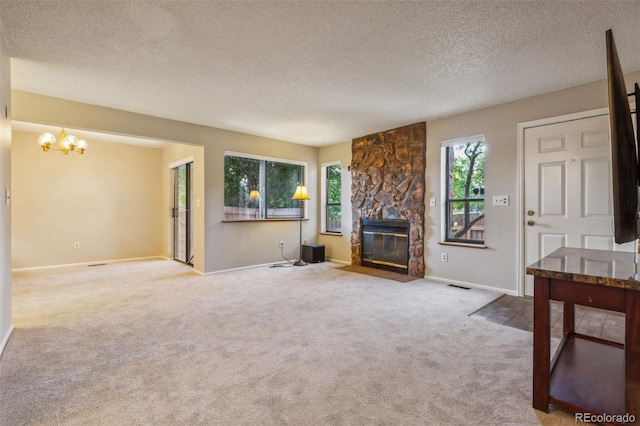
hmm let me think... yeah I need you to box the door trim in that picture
[168,155,194,261]
[169,155,194,169]
[171,159,194,265]
[516,107,609,296]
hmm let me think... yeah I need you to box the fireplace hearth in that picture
[361,219,410,275]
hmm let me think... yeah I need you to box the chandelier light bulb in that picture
[37,133,56,151]
[77,139,88,153]
[65,134,78,149]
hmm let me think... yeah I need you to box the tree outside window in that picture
[326,164,341,232]
[224,154,304,220]
[445,140,485,243]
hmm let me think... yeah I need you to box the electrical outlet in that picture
[279,241,284,248]
[492,195,509,206]
[441,253,448,262]
[74,242,80,249]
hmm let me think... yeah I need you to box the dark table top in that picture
[526,247,640,290]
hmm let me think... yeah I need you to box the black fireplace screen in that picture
[361,220,410,274]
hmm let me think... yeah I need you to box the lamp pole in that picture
[294,198,306,266]
[291,184,310,266]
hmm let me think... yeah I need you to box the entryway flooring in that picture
[470,294,625,345]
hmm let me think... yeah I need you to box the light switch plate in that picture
[429,197,436,207]
[492,195,509,206]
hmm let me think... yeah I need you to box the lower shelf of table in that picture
[550,335,625,416]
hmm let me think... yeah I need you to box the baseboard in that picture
[0,324,14,360]
[424,275,518,296]
[326,258,349,266]
[11,255,167,272]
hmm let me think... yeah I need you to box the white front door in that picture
[523,114,635,295]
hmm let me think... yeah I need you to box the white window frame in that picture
[224,150,308,220]
[440,135,486,245]
[320,160,342,233]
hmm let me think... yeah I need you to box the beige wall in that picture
[202,132,318,271]
[0,29,11,356]
[11,130,164,269]
[12,91,319,273]
[161,143,205,273]
[425,70,640,294]
[318,141,351,263]
[13,70,640,292]
[317,72,640,294]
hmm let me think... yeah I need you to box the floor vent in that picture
[447,284,471,290]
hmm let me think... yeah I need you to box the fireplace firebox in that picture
[361,219,410,275]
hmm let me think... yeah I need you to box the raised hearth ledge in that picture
[438,241,487,249]
[222,218,310,223]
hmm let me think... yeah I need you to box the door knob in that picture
[527,210,535,216]
[527,220,535,226]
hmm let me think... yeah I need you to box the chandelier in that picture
[38,128,88,155]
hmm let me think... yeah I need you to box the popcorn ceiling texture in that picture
[0,1,640,146]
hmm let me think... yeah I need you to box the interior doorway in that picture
[173,162,193,265]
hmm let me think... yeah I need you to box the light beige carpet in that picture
[1,259,573,425]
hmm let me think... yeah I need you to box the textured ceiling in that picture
[1,1,640,147]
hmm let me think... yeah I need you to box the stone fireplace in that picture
[351,122,425,277]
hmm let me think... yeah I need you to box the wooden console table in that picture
[526,247,640,421]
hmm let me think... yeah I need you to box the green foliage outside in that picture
[327,165,341,220]
[448,141,485,240]
[265,161,302,209]
[177,164,188,206]
[450,141,485,204]
[224,156,260,207]
[326,164,342,232]
[224,155,303,216]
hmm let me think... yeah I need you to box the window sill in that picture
[320,232,343,236]
[438,241,487,249]
[223,218,309,223]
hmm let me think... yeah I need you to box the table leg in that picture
[563,302,575,336]
[533,276,550,412]
[625,290,640,417]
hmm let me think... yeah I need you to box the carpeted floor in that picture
[1,259,574,425]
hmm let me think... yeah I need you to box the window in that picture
[325,163,342,232]
[442,137,485,244]
[224,152,306,220]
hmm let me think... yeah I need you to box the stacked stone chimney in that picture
[350,122,426,277]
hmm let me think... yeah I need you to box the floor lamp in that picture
[292,184,310,266]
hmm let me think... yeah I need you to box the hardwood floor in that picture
[470,295,625,345]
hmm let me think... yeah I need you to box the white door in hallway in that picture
[523,114,635,295]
